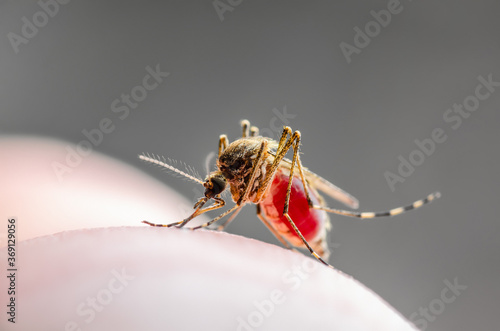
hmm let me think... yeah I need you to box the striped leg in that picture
[313,192,441,218]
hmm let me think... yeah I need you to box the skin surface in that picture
[0,136,419,331]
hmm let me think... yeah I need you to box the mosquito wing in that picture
[274,154,359,209]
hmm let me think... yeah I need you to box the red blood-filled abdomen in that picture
[259,169,327,244]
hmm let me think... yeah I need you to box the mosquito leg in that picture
[265,128,314,208]
[276,126,292,154]
[283,213,332,267]
[199,139,269,230]
[255,127,308,204]
[193,139,268,230]
[244,127,332,266]
[191,204,241,230]
[216,205,243,231]
[255,204,296,250]
[254,127,294,201]
[241,119,250,138]
[142,197,225,228]
[219,135,229,158]
[177,197,226,228]
[281,130,325,216]
[290,136,315,208]
[236,139,269,205]
[283,133,300,210]
[142,220,185,228]
[241,119,260,136]
[312,192,441,218]
[279,131,334,268]
[250,126,259,137]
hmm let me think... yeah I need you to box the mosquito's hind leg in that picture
[241,119,260,138]
[313,192,441,219]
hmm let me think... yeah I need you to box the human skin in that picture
[0,136,419,331]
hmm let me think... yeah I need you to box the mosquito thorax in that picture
[217,137,274,203]
[203,171,227,198]
[217,138,267,180]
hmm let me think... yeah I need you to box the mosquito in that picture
[139,119,440,268]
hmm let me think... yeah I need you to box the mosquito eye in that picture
[210,176,227,195]
[204,174,227,198]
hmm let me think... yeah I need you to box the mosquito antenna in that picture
[139,153,204,185]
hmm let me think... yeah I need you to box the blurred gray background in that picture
[1,1,499,330]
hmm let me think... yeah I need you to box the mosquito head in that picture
[203,171,227,199]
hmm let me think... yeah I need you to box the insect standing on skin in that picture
[139,120,440,268]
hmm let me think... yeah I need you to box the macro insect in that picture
[139,119,440,268]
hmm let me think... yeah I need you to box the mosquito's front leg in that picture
[216,205,243,231]
[142,197,225,228]
[190,204,241,230]
[142,220,185,228]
